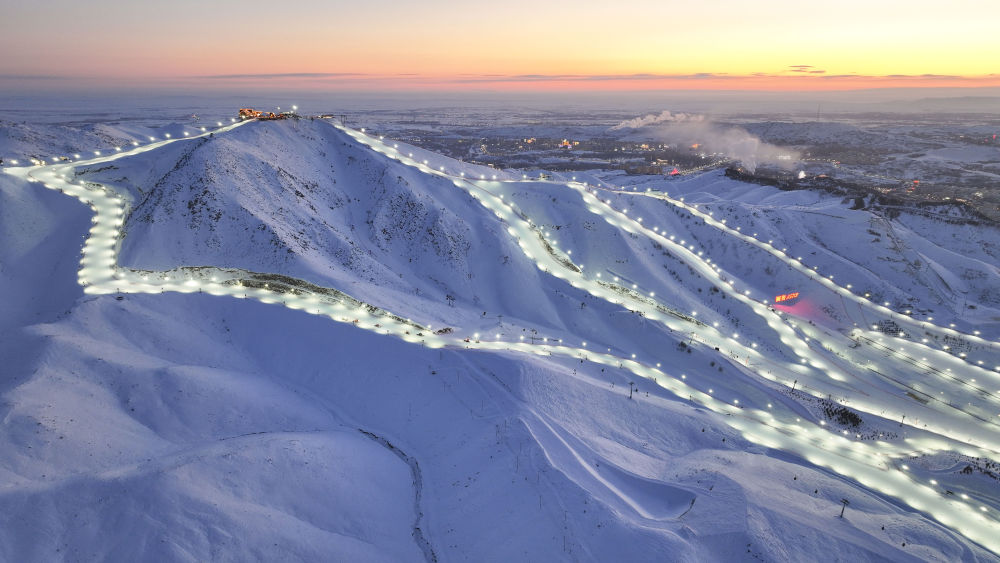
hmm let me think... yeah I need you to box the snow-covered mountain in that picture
[2,116,999,561]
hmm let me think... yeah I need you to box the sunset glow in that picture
[2,0,998,92]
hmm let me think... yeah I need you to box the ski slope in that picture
[2,115,999,561]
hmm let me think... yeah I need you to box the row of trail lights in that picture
[363,117,993,364]
[305,123,1000,544]
[9,119,1000,549]
[0,115,262,167]
[345,126,842,363]
[17,119,778,400]
[346,124,1000,443]
[620,188,1000,366]
[337,128,881,419]
[60,120,992,472]
[345,123,1000,467]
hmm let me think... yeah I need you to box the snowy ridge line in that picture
[5,119,1000,553]
[0,119,240,167]
[340,123,1000,462]
[3,120,252,294]
[637,188,1000,358]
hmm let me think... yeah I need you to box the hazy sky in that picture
[3,0,998,92]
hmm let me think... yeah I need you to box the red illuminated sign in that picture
[774,292,800,303]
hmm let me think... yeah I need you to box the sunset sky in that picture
[3,0,998,92]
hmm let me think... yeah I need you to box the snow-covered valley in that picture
[2,115,1000,561]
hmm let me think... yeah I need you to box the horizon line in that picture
[4,71,1000,93]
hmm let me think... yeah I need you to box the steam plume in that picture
[611,111,797,173]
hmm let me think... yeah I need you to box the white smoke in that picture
[611,111,798,173]
[610,110,705,130]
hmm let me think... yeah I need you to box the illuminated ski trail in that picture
[337,124,1000,551]
[341,124,1000,458]
[635,188,1000,357]
[4,119,1000,553]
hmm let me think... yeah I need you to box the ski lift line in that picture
[855,333,1000,399]
[848,334,1000,429]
